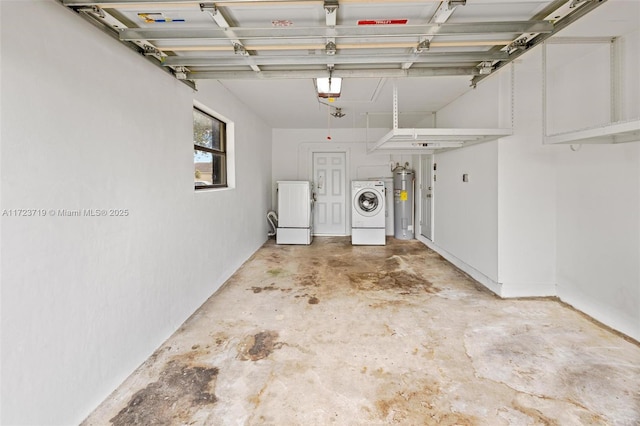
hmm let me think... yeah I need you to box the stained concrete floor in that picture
[83,237,640,425]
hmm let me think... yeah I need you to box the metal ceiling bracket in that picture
[199,3,216,14]
[507,38,529,53]
[233,43,248,55]
[478,61,493,75]
[324,0,338,27]
[325,41,337,55]
[77,5,104,19]
[174,67,188,80]
[143,45,161,56]
[331,108,345,118]
[324,0,339,14]
[448,0,467,8]
[415,40,430,53]
[404,0,459,68]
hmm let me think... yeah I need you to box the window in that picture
[194,107,227,189]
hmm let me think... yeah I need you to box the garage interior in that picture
[1,0,639,424]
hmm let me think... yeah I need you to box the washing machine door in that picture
[354,188,384,217]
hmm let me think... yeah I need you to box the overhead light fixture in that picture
[316,75,342,98]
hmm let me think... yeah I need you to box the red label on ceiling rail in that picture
[358,19,408,25]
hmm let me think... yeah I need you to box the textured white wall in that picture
[550,26,640,340]
[424,3,640,339]
[433,142,500,282]
[497,53,557,297]
[431,51,558,298]
[0,1,271,424]
[555,143,639,340]
[429,69,504,286]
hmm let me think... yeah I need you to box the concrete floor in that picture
[83,237,640,425]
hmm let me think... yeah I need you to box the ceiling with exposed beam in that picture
[59,0,629,131]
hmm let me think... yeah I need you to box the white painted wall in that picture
[428,69,506,288]
[434,56,558,296]
[422,6,639,340]
[619,28,640,120]
[555,143,639,340]
[497,53,557,298]
[433,142,499,283]
[546,42,612,134]
[272,128,415,232]
[549,25,640,340]
[0,1,272,424]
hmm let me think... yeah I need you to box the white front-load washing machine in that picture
[351,180,386,245]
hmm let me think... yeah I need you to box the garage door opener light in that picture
[316,74,342,99]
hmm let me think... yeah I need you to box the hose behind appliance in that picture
[266,211,278,237]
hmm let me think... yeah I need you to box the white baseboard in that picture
[500,281,557,298]
[416,235,503,296]
[558,288,640,342]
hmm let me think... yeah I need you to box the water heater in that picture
[393,167,415,240]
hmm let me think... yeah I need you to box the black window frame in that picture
[193,106,227,190]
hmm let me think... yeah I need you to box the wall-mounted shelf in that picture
[368,127,513,153]
[544,119,640,145]
[542,38,639,146]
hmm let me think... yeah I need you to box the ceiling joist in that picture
[159,40,514,51]
[185,67,480,80]
[162,51,510,67]
[119,21,554,42]
[63,0,442,5]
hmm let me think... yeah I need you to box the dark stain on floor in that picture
[327,257,353,268]
[375,382,479,425]
[250,284,279,293]
[294,293,320,304]
[110,360,218,426]
[298,270,321,287]
[348,270,436,294]
[511,401,561,426]
[384,256,402,270]
[238,331,282,361]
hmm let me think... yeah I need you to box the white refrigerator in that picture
[276,181,314,245]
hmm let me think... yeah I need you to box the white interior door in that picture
[313,152,347,235]
[420,155,433,240]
